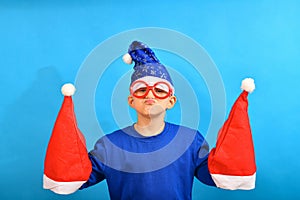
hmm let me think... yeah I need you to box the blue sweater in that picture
[80,122,216,199]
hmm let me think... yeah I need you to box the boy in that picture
[44,41,256,199]
[79,41,216,199]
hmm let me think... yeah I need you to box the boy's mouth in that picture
[144,99,156,105]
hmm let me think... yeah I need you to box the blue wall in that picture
[1,0,300,199]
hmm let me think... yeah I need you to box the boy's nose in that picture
[146,89,155,98]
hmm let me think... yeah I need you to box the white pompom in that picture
[241,78,255,93]
[61,83,76,96]
[122,53,132,64]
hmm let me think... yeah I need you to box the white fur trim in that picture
[122,53,132,64]
[211,173,256,190]
[135,76,175,94]
[61,83,76,96]
[241,78,255,93]
[43,174,85,194]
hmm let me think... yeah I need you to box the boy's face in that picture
[128,80,177,118]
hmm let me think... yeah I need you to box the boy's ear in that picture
[128,95,134,108]
[167,95,177,109]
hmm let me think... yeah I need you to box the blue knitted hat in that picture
[122,41,173,86]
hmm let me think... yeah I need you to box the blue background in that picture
[1,0,299,199]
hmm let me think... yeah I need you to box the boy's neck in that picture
[134,116,166,137]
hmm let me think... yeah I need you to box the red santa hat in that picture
[208,78,256,190]
[43,83,92,194]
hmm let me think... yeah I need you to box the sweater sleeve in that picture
[80,139,107,189]
[194,132,216,187]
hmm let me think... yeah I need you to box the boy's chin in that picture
[146,105,166,117]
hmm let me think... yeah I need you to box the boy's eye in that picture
[135,87,147,93]
[154,88,167,93]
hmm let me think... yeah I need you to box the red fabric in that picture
[208,91,256,176]
[44,96,92,182]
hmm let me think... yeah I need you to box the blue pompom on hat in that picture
[123,41,174,87]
